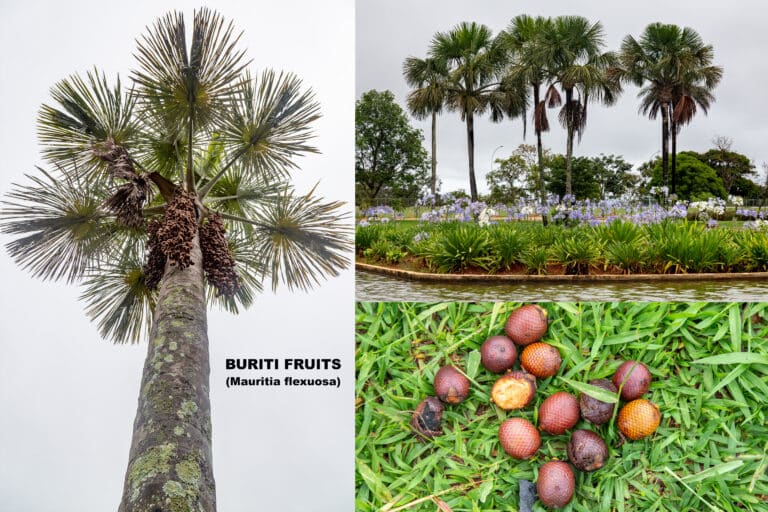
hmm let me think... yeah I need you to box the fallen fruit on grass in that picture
[505,304,549,346]
[520,342,562,378]
[539,392,580,435]
[617,398,661,440]
[537,461,575,508]
[612,360,651,401]
[480,335,517,373]
[567,429,608,471]
[579,378,617,425]
[434,365,470,404]
[499,417,541,459]
[410,396,444,438]
[491,371,537,410]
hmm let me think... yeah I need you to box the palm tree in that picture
[502,14,560,206]
[403,56,448,195]
[1,9,350,512]
[548,16,621,197]
[618,23,722,193]
[431,21,527,202]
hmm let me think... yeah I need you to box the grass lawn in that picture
[355,302,768,511]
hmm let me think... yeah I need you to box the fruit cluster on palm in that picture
[1,8,349,512]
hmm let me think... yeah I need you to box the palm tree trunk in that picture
[466,109,478,201]
[431,110,437,195]
[671,115,678,195]
[534,85,548,226]
[661,102,670,190]
[118,232,215,512]
[564,88,574,198]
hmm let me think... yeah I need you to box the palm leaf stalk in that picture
[0,8,350,511]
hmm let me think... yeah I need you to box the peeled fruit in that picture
[505,304,549,346]
[480,335,517,373]
[579,378,617,425]
[499,417,541,459]
[567,430,608,471]
[612,360,651,401]
[539,392,579,435]
[537,461,575,508]
[410,397,444,438]
[520,342,562,378]
[617,399,661,440]
[434,365,470,404]
[491,371,536,410]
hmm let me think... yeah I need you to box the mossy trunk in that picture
[118,233,215,512]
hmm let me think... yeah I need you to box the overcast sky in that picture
[0,1,353,511]
[357,0,768,196]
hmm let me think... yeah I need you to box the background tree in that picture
[403,56,448,195]
[545,154,635,200]
[1,9,350,512]
[592,154,638,198]
[485,144,542,204]
[502,15,559,205]
[694,137,755,195]
[355,89,429,207]
[431,21,527,201]
[648,152,726,200]
[549,15,621,197]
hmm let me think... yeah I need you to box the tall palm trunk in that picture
[660,101,670,190]
[119,232,215,512]
[671,114,678,195]
[564,88,574,198]
[465,109,478,201]
[430,110,437,195]
[533,84,548,226]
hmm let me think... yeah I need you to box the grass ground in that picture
[355,302,768,511]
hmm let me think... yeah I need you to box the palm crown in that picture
[2,8,350,344]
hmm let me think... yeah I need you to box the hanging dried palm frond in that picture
[143,218,166,290]
[199,212,240,297]
[94,138,154,227]
[158,190,197,269]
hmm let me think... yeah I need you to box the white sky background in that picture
[0,1,353,511]
[356,0,768,196]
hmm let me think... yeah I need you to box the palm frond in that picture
[1,168,118,282]
[38,69,137,177]
[204,162,286,223]
[80,248,154,344]
[206,70,320,195]
[229,186,351,292]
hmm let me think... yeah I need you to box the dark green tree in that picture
[546,154,601,200]
[431,21,528,201]
[648,152,726,200]
[355,90,429,207]
[694,137,755,195]
[403,56,448,195]
[1,10,350,511]
[592,154,638,198]
[486,144,541,204]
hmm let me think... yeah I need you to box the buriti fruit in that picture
[520,342,562,378]
[538,392,579,435]
[567,430,608,471]
[480,335,517,373]
[410,397,444,438]
[499,417,541,459]
[612,360,651,401]
[491,371,536,410]
[579,378,617,425]
[537,461,575,508]
[433,365,470,404]
[504,304,549,346]
[617,398,661,440]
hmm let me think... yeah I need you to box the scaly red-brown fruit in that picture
[538,392,579,435]
[499,417,541,459]
[480,335,517,373]
[199,212,240,298]
[520,342,562,378]
[567,430,608,471]
[504,304,549,346]
[613,360,652,401]
[491,371,536,410]
[433,365,470,404]
[617,399,661,440]
[579,378,617,425]
[537,461,575,508]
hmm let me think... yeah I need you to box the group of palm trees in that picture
[403,15,722,203]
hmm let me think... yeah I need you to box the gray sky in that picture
[357,0,768,196]
[0,1,353,511]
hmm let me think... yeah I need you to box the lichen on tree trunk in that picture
[118,233,215,512]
